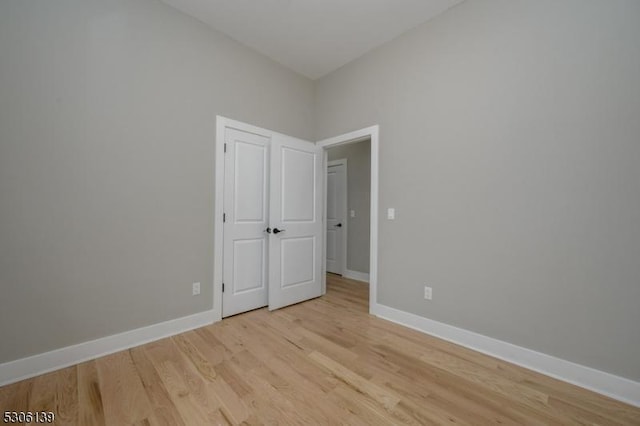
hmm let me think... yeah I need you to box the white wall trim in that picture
[317,125,379,315]
[0,309,216,387]
[371,303,640,408]
[343,269,370,283]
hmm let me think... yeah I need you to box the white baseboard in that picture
[343,269,370,283]
[0,309,216,387]
[371,303,640,408]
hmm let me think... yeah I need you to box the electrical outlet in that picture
[192,282,201,296]
[424,286,432,300]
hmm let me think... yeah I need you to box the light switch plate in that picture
[424,286,432,300]
[387,208,395,220]
[350,210,356,218]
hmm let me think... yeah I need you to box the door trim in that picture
[327,159,348,276]
[317,125,379,314]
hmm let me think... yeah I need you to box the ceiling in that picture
[160,0,463,79]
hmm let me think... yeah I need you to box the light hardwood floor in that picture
[1,274,639,425]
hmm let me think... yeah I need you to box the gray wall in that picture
[328,141,371,274]
[316,0,640,381]
[0,0,313,363]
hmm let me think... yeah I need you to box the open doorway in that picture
[326,158,347,276]
[326,139,371,282]
[318,126,379,314]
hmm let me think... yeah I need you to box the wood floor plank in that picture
[233,312,340,393]
[144,338,223,423]
[208,409,232,425]
[129,347,185,426]
[208,375,248,425]
[153,360,219,424]
[224,356,310,425]
[308,350,400,410]
[296,326,360,365]
[213,361,253,400]
[77,361,106,426]
[26,372,57,423]
[232,315,359,424]
[186,329,227,366]
[2,273,639,425]
[0,379,33,426]
[327,383,404,426]
[26,366,77,425]
[96,351,153,426]
[172,334,217,382]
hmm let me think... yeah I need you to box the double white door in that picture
[222,128,323,317]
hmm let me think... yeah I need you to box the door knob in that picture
[264,227,272,233]
[273,228,285,234]
[336,223,343,228]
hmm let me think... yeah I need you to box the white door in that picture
[268,133,323,311]
[326,161,346,275]
[222,128,270,317]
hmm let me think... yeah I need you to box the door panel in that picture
[282,147,316,221]
[281,237,315,288]
[223,128,269,317]
[233,239,265,292]
[269,134,323,311]
[326,163,346,274]
[234,141,267,222]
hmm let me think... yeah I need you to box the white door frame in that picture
[326,159,348,276]
[317,125,379,314]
